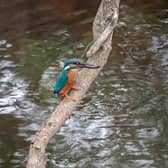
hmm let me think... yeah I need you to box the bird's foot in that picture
[63,94,76,101]
[71,85,80,90]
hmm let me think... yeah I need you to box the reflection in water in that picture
[0,0,100,42]
[0,0,168,168]
[0,114,27,167]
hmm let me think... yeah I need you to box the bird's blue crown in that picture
[64,58,81,68]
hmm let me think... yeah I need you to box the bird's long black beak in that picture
[80,63,100,69]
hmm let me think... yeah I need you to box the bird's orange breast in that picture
[68,69,78,84]
[59,69,78,96]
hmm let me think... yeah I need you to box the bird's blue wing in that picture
[54,71,68,93]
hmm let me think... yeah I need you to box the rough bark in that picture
[26,0,120,167]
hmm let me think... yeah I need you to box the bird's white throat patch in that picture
[64,66,70,70]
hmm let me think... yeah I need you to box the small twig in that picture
[86,5,119,57]
[81,41,94,58]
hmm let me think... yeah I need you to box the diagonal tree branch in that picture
[26,0,120,167]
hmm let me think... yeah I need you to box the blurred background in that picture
[0,0,168,167]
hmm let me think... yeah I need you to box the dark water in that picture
[0,0,168,167]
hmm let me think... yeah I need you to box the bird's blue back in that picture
[54,70,68,93]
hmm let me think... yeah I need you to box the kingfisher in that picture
[54,58,99,100]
